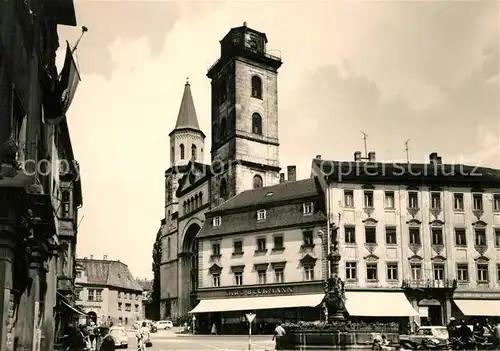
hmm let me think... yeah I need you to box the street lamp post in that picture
[192,315,196,334]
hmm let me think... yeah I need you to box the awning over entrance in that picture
[454,299,500,316]
[57,292,87,316]
[345,291,419,317]
[189,293,324,314]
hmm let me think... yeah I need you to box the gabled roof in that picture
[176,160,213,197]
[170,81,203,135]
[76,258,143,292]
[311,158,500,187]
[208,178,322,215]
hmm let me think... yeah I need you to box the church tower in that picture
[207,23,282,205]
[165,81,206,222]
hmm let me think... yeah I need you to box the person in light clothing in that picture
[136,321,150,351]
[273,322,286,350]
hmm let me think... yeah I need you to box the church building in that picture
[159,23,287,318]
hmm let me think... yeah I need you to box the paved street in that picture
[124,329,275,351]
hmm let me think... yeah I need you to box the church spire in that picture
[174,78,200,131]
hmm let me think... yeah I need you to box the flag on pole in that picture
[44,41,81,125]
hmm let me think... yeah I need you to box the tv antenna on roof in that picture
[361,131,368,158]
[404,139,410,164]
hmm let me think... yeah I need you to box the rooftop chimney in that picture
[287,166,297,182]
[89,255,93,260]
[354,151,362,161]
[316,155,321,160]
[279,173,285,183]
[103,254,108,260]
[368,151,376,162]
[243,21,247,27]
[429,152,438,164]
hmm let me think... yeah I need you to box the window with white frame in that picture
[454,193,464,211]
[345,262,357,280]
[475,228,487,246]
[384,191,395,209]
[457,264,469,281]
[304,266,314,281]
[257,209,267,220]
[477,263,489,282]
[234,272,243,286]
[345,226,356,244]
[410,263,422,280]
[302,230,314,246]
[256,238,266,251]
[408,192,419,208]
[494,194,500,211]
[257,270,267,284]
[386,264,398,281]
[473,194,483,211]
[455,228,467,246]
[431,192,441,209]
[213,216,221,227]
[212,274,220,287]
[274,268,284,283]
[95,289,102,301]
[88,289,95,301]
[303,202,314,215]
[212,242,221,256]
[431,228,443,245]
[366,263,378,281]
[344,190,354,208]
[364,191,374,208]
[433,263,445,281]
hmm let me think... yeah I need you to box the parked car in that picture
[155,320,174,330]
[400,326,449,348]
[109,326,128,349]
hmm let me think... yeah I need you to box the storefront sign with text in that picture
[226,286,294,297]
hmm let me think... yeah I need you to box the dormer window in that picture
[213,216,221,227]
[303,202,314,215]
[257,209,267,221]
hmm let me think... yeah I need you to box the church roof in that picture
[173,81,201,132]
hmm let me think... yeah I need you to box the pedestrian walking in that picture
[136,321,150,351]
[88,322,96,350]
[272,321,286,350]
[211,322,218,335]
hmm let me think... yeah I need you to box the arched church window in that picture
[167,237,171,258]
[252,113,262,135]
[187,199,191,213]
[183,201,186,214]
[199,192,203,205]
[251,76,262,99]
[171,147,174,163]
[220,178,228,200]
[180,144,185,160]
[220,117,227,139]
[253,174,263,189]
[191,144,197,160]
[166,180,172,202]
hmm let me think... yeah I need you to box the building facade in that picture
[158,23,286,319]
[311,152,500,326]
[0,1,83,350]
[189,178,328,334]
[75,257,144,326]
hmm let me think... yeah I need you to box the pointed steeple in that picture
[174,78,200,130]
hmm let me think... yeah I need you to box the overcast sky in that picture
[57,0,500,279]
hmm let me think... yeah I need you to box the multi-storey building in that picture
[0,1,83,350]
[189,177,328,334]
[75,256,144,326]
[311,152,500,326]
[158,23,287,319]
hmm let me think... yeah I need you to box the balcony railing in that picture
[402,279,457,289]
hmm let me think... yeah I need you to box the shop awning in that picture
[189,293,324,314]
[454,299,500,316]
[57,293,87,316]
[345,291,419,317]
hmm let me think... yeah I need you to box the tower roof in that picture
[174,79,201,131]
